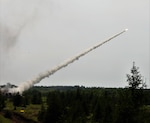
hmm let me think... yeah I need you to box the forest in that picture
[0,63,150,123]
[0,86,150,123]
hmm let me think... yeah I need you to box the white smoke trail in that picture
[9,29,128,94]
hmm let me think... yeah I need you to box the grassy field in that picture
[14,104,41,122]
[3,99,41,122]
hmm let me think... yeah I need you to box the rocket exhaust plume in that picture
[9,29,128,94]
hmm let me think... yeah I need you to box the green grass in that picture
[4,99,41,122]
[4,99,14,110]
[13,104,41,122]
[0,114,12,123]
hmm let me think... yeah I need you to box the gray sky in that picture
[0,0,149,88]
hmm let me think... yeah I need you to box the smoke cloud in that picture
[0,0,40,51]
[9,29,127,94]
[0,0,42,83]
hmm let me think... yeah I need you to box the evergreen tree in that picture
[31,90,42,104]
[44,91,62,123]
[126,62,146,89]
[38,103,46,122]
[13,92,23,109]
[0,92,5,110]
[124,62,147,123]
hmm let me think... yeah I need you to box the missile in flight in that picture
[9,29,128,94]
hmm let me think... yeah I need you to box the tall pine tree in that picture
[126,62,146,89]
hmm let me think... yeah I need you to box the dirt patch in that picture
[0,110,38,123]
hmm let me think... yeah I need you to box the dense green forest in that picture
[1,86,150,123]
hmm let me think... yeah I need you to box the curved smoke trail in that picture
[10,29,128,94]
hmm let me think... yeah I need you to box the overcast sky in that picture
[0,0,149,88]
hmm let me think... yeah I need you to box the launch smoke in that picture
[9,29,128,94]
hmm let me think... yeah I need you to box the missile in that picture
[9,29,128,94]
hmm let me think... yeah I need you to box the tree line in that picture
[0,62,150,123]
[1,86,150,123]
